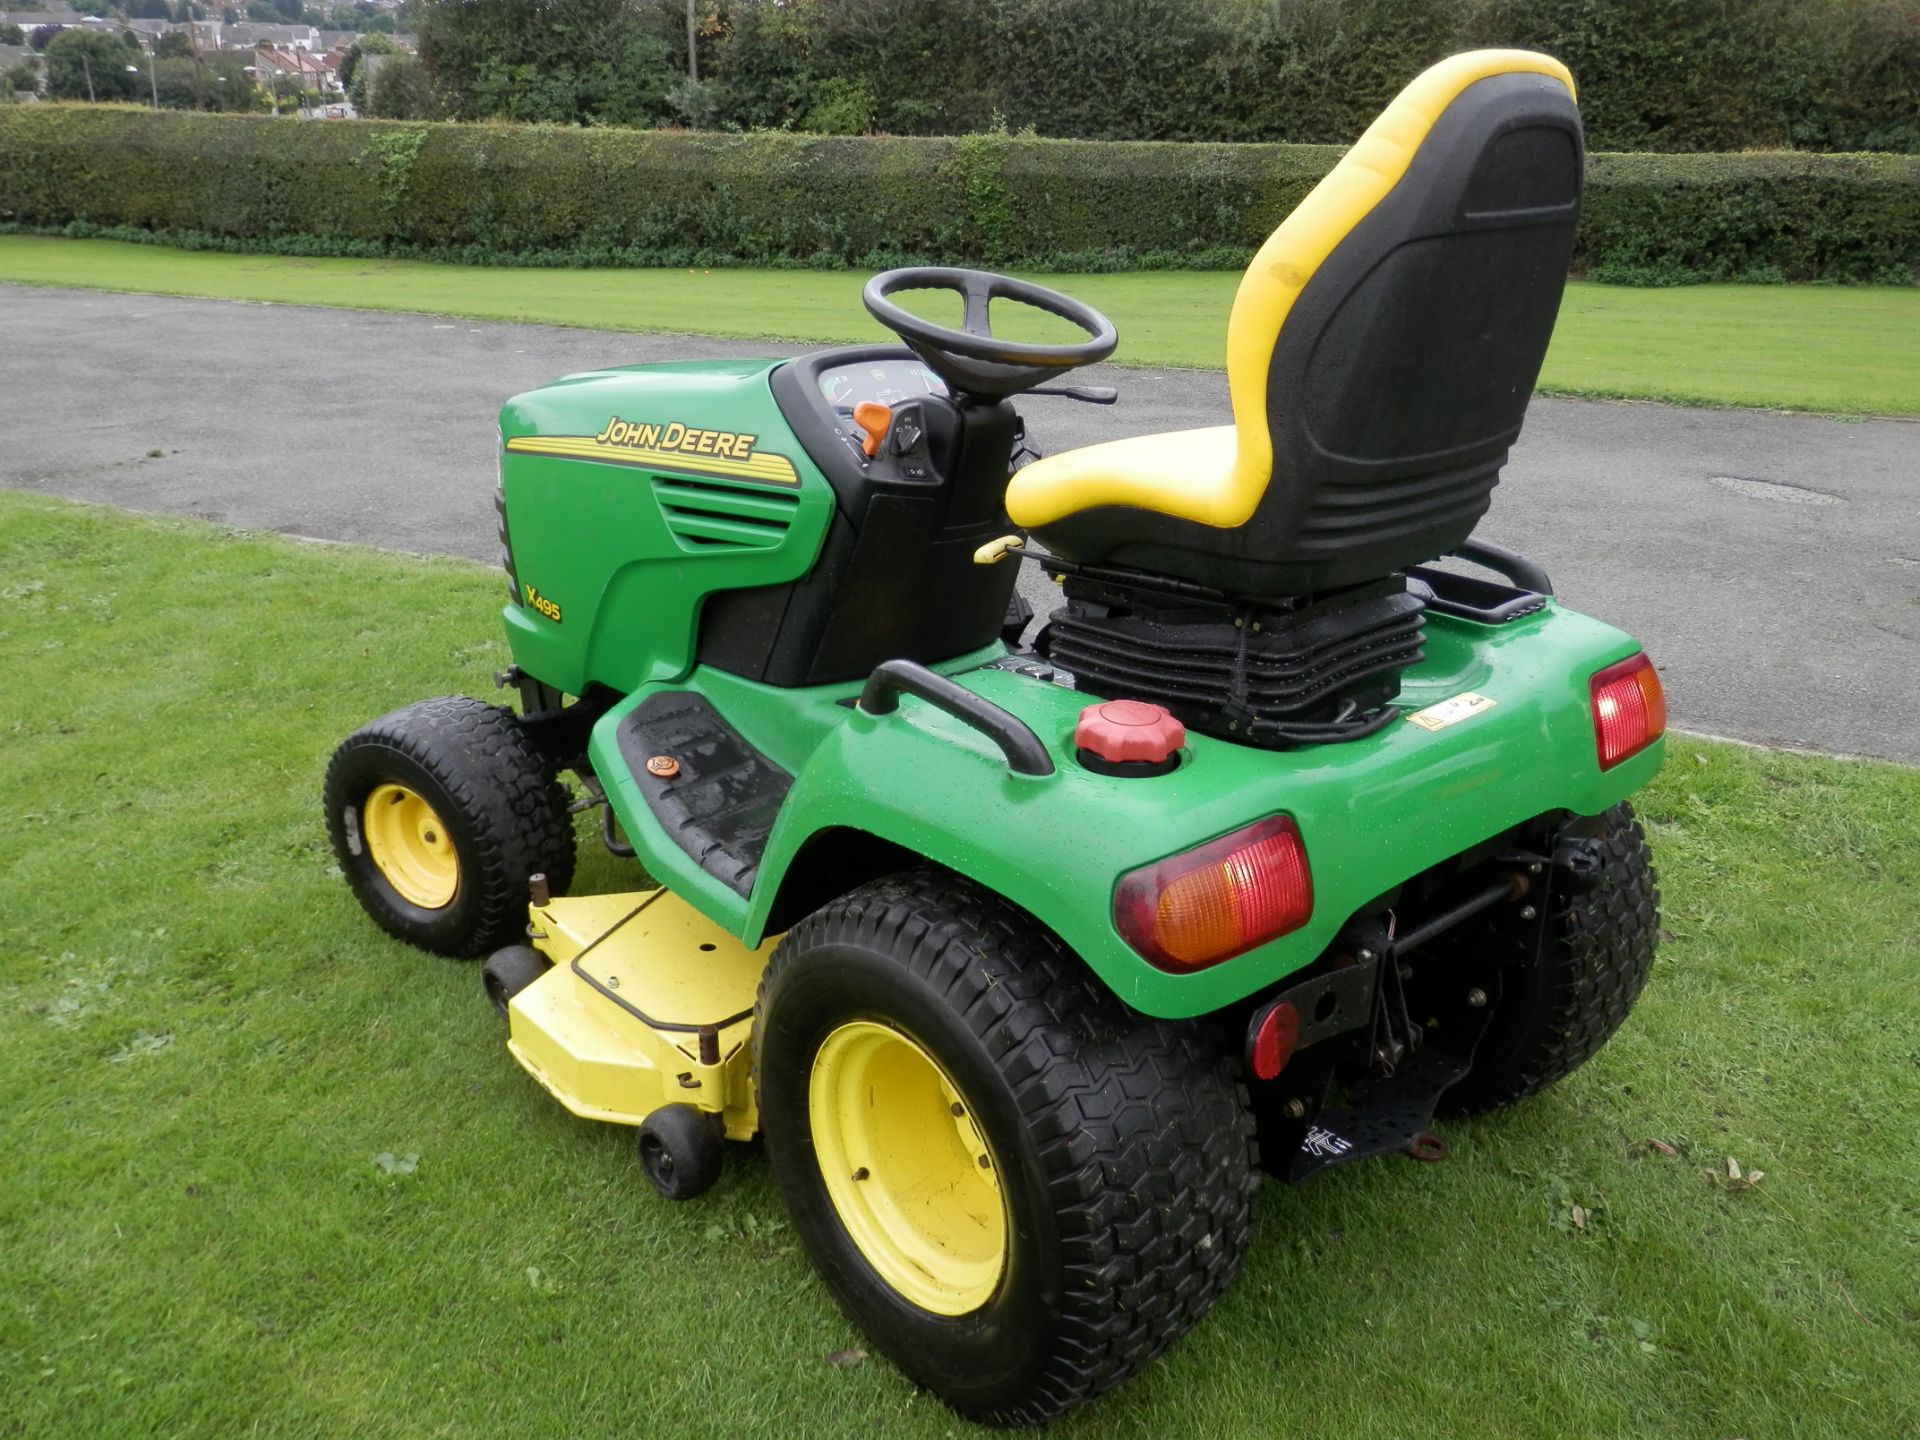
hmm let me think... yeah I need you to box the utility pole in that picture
[685,0,697,81]
[190,19,207,111]
[81,50,95,101]
[146,50,159,108]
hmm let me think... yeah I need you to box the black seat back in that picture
[1244,70,1583,594]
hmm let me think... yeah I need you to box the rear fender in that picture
[745,603,1662,1020]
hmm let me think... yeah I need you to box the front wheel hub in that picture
[361,782,459,909]
[808,1021,1007,1315]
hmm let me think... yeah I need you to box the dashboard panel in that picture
[816,359,950,412]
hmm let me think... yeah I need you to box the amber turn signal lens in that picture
[1590,652,1666,770]
[1114,816,1313,972]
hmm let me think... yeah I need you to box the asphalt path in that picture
[4,285,1916,762]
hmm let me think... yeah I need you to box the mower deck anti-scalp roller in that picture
[324,49,1667,1425]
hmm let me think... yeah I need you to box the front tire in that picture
[1443,802,1660,1115]
[324,696,575,957]
[754,869,1257,1425]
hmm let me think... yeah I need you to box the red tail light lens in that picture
[1114,816,1313,972]
[1590,653,1666,769]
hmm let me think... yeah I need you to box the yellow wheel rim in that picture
[809,1021,1008,1316]
[361,783,459,910]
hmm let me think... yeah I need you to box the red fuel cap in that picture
[1075,699,1186,771]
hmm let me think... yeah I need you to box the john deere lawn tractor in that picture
[325,51,1665,1423]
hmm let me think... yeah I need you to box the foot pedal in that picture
[617,692,792,897]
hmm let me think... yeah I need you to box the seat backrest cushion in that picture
[1215,50,1583,594]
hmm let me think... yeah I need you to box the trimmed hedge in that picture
[1,105,1915,283]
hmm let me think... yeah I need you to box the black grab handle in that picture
[858,659,1055,777]
[1455,538,1553,596]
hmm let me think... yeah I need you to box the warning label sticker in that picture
[1406,691,1497,732]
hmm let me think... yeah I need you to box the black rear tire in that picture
[324,696,575,957]
[1443,802,1660,1115]
[754,867,1258,1426]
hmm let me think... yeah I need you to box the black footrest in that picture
[617,692,792,898]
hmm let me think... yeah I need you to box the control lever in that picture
[1027,384,1118,404]
[851,401,892,456]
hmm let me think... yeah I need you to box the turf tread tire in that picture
[324,696,575,957]
[1444,802,1659,1115]
[754,867,1258,1426]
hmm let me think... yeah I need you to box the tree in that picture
[340,27,393,108]
[416,0,678,125]
[706,0,813,130]
[153,27,196,57]
[0,22,25,44]
[221,6,239,22]
[800,0,1000,136]
[45,28,143,100]
[4,59,40,96]
[365,51,435,116]
[203,48,264,108]
[29,24,58,50]
[326,1,384,29]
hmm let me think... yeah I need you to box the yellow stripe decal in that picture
[506,435,800,486]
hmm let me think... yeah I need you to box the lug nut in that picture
[1358,948,1377,963]
[851,1167,869,1182]
[1467,987,1488,1008]
[1282,1098,1307,1119]
[1519,905,1538,920]
[950,1102,965,1117]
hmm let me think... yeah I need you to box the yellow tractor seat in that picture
[1006,49,1583,599]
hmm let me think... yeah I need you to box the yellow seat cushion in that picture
[1006,426,1254,530]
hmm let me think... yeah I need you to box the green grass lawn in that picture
[3,234,1916,415]
[2,490,1916,1439]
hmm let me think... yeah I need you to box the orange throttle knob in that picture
[851,401,892,457]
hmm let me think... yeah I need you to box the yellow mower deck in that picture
[508,890,776,1141]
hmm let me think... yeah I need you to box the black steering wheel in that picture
[862,267,1118,400]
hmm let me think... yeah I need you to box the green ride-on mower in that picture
[325,50,1665,1423]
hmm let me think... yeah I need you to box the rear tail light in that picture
[1590,652,1666,769]
[1114,816,1312,972]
